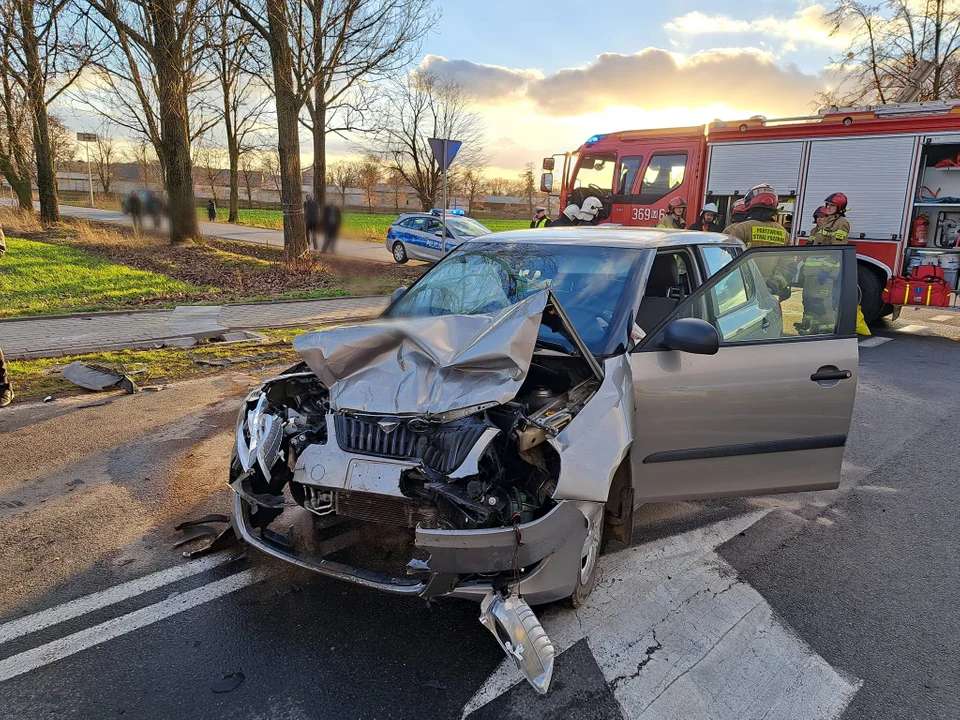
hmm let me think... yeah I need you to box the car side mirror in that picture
[663,318,719,355]
[540,173,553,193]
[391,286,407,303]
[542,157,555,171]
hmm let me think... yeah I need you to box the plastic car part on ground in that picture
[61,362,139,394]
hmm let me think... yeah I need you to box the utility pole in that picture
[77,133,98,207]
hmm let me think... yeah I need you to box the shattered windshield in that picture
[385,242,645,355]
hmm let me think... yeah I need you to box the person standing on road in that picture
[657,197,686,228]
[146,191,164,229]
[0,229,11,408]
[207,199,217,222]
[127,191,143,231]
[688,202,722,232]
[303,194,321,250]
[531,206,552,228]
[322,202,342,253]
[722,184,793,299]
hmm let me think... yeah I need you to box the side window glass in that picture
[678,248,845,343]
[700,246,739,277]
[615,156,643,195]
[637,153,687,205]
[403,217,425,231]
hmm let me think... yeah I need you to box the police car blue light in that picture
[429,208,465,216]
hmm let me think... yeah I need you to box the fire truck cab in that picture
[544,100,960,322]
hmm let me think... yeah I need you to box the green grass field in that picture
[0,238,201,318]
[198,208,529,241]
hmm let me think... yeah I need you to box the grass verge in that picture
[0,237,203,318]
[8,327,315,403]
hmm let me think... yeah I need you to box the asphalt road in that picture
[1,311,958,719]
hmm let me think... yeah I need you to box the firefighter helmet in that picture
[743,184,778,212]
[824,192,848,214]
[813,205,828,220]
[667,196,687,211]
[577,195,603,220]
[731,198,746,214]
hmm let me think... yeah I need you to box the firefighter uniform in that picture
[657,214,684,229]
[808,216,850,245]
[798,215,849,334]
[721,219,793,297]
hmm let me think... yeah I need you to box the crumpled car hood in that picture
[293,290,548,416]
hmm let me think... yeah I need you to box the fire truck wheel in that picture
[857,264,884,324]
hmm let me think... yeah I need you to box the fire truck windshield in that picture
[573,154,615,192]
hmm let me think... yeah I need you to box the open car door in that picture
[630,245,859,501]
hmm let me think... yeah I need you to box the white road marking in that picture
[930,314,954,322]
[0,553,241,645]
[0,568,265,684]
[897,324,926,333]
[858,337,893,348]
[464,510,861,719]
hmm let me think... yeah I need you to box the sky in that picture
[416,0,853,175]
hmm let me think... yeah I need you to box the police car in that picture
[385,209,492,263]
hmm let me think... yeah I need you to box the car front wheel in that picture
[569,509,604,608]
[392,242,408,264]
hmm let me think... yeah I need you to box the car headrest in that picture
[647,254,680,289]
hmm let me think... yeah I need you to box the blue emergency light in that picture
[430,208,465,216]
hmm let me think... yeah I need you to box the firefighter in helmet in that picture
[657,196,686,228]
[722,184,793,298]
[553,204,581,226]
[577,196,604,224]
[729,197,747,224]
[809,192,850,245]
[689,202,721,232]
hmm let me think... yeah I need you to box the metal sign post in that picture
[77,132,98,207]
[428,137,462,254]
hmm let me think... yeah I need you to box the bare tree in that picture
[206,0,270,222]
[229,0,308,261]
[258,149,283,197]
[239,152,259,208]
[487,176,514,196]
[825,0,960,104]
[459,163,487,215]
[84,0,210,243]
[328,159,358,206]
[194,144,225,201]
[2,0,95,220]
[367,71,484,211]
[0,5,33,210]
[94,133,118,193]
[127,140,162,186]
[382,166,406,213]
[293,0,435,208]
[356,155,381,211]
[48,115,75,173]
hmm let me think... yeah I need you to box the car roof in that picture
[393,212,479,221]
[466,225,741,249]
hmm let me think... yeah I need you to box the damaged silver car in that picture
[230,228,859,694]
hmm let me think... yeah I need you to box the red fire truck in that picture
[541,100,960,322]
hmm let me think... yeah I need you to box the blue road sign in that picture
[428,138,462,171]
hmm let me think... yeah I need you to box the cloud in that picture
[525,47,825,118]
[420,48,826,120]
[664,5,853,50]
[419,55,542,103]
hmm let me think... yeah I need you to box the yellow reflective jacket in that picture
[809,217,850,245]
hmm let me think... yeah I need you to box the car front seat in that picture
[635,254,683,333]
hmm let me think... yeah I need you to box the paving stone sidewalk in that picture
[0,296,389,359]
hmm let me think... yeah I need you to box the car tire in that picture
[392,242,408,264]
[569,509,604,608]
[857,263,884,324]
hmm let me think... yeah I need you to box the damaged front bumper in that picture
[232,489,597,605]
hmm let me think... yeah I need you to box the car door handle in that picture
[761,317,770,332]
[810,369,852,382]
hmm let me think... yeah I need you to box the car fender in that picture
[549,354,634,503]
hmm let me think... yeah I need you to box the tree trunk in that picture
[20,0,59,222]
[265,0,307,262]
[312,101,326,207]
[228,145,239,223]
[152,0,199,244]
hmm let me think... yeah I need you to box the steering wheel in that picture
[587,183,610,198]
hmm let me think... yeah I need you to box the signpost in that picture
[76,133,98,208]
[428,137,462,253]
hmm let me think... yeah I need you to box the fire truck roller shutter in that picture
[706,141,804,196]
[798,135,917,242]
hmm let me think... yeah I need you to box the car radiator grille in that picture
[333,414,490,474]
[334,490,442,529]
